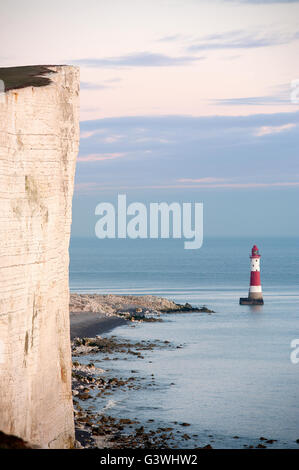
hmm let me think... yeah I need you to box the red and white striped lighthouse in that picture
[248,244,263,301]
[240,244,264,305]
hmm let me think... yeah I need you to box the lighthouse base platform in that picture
[239,297,264,305]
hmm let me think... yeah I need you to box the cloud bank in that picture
[76,111,299,192]
[72,52,205,68]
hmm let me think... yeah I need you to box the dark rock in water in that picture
[257,443,267,448]
[202,444,213,449]
[259,436,267,441]
[78,392,91,400]
[197,306,215,313]
[162,302,215,313]
[135,426,144,434]
[296,439,299,444]
[180,303,215,313]
[119,418,135,425]
[184,303,193,310]
[180,422,191,427]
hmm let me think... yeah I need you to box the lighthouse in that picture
[239,244,264,305]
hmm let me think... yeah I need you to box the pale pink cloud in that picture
[80,129,107,139]
[175,178,299,189]
[77,152,127,162]
[177,177,227,184]
[255,123,297,137]
[173,182,299,189]
[103,134,125,143]
[74,180,299,193]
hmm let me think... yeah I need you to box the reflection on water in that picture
[249,305,263,313]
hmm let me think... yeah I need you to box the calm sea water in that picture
[69,236,299,448]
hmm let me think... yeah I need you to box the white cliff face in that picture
[0,66,79,448]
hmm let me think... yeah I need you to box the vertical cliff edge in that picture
[0,65,79,448]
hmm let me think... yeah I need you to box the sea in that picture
[69,236,299,448]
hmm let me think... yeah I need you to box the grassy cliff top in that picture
[0,65,60,91]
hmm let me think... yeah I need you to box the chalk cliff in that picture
[0,66,79,448]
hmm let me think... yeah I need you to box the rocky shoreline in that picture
[69,294,214,343]
[70,293,214,320]
[71,334,285,450]
[71,335,185,448]
[70,294,214,449]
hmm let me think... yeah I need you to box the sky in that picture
[1,0,298,237]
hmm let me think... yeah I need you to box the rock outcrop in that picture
[70,293,213,315]
[0,66,79,448]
